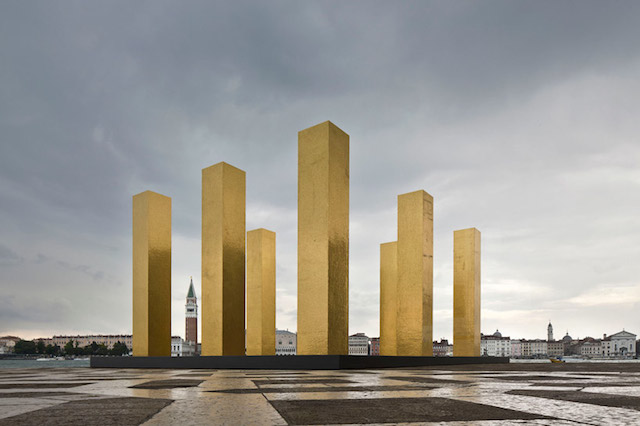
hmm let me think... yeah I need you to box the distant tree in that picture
[64,340,75,355]
[36,340,45,354]
[96,344,109,356]
[14,340,37,354]
[45,344,56,355]
[109,341,129,356]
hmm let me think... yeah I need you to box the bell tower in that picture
[547,321,554,342]
[185,277,198,344]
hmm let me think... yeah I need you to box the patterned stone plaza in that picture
[1,363,640,425]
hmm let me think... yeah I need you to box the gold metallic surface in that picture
[202,162,246,356]
[453,228,481,357]
[132,191,171,357]
[246,228,276,355]
[380,241,398,356]
[397,190,433,356]
[297,121,349,355]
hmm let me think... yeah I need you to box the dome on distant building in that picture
[493,329,502,338]
[562,332,572,343]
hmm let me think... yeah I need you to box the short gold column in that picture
[132,191,171,357]
[380,241,397,356]
[202,162,246,356]
[397,190,433,356]
[246,228,276,355]
[297,121,349,355]
[453,228,481,356]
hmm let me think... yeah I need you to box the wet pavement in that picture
[1,363,639,424]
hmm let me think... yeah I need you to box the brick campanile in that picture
[185,277,198,344]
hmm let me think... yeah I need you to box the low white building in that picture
[602,330,636,358]
[171,336,198,357]
[481,330,511,357]
[529,339,548,357]
[276,330,297,355]
[580,339,601,358]
[348,333,369,356]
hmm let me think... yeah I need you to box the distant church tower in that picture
[185,277,198,344]
[547,321,554,342]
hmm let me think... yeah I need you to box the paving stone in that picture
[0,383,92,389]
[507,389,640,411]
[269,397,555,424]
[129,379,203,389]
[488,375,590,381]
[209,385,434,394]
[387,376,468,384]
[253,378,353,386]
[0,397,172,425]
[531,382,639,387]
[0,392,72,398]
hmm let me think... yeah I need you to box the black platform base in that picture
[90,355,509,370]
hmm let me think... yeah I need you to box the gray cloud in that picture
[1,1,640,340]
[0,245,23,266]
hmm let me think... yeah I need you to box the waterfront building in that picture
[276,329,296,355]
[481,330,511,357]
[185,277,198,345]
[580,338,601,357]
[38,335,132,350]
[370,337,380,356]
[603,330,636,357]
[547,341,564,357]
[529,339,548,357]
[510,339,523,358]
[0,336,20,354]
[171,336,197,357]
[433,339,453,357]
[348,333,369,356]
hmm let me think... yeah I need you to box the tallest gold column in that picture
[297,121,349,355]
[202,162,246,356]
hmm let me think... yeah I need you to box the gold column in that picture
[453,228,481,356]
[297,121,349,355]
[202,162,246,356]
[246,228,276,355]
[132,191,171,357]
[397,190,433,356]
[380,241,397,356]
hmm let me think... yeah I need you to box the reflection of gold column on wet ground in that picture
[453,228,481,357]
[132,191,171,357]
[202,162,246,356]
[380,241,398,356]
[297,121,349,355]
[397,190,433,356]
[246,228,276,355]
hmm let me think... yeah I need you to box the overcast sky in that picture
[2,1,640,342]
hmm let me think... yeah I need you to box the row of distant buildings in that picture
[4,326,638,359]
[4,278,637,359]
[475,323,638,359]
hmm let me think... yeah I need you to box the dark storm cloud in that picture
[1,1,640,339]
